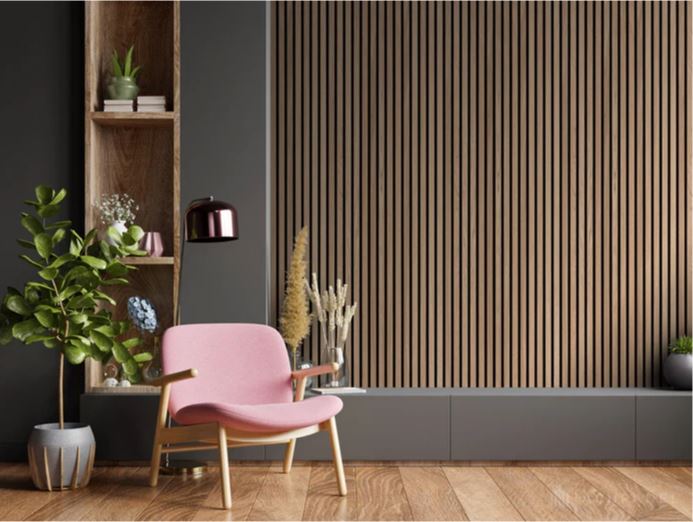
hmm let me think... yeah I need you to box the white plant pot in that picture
[106,220,128,246]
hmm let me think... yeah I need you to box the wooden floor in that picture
[0,463,690,521]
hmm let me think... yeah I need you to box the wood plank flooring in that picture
[0,463,690,521]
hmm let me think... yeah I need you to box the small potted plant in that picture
[0,185,151,490]
[663,336,692,390]
[107,45,141,100]
[95,193,138,244]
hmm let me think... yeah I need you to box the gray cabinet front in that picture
[451,395,635,460]
[636,395,692,461]
[266,394,450,460]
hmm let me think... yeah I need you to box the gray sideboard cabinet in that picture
[82,388,691,462]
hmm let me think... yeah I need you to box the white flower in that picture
[95,193,139,225]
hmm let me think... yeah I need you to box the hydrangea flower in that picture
[127,296,158,333]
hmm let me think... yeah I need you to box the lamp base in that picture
[160,460,208,477]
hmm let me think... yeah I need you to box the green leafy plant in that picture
[670,336,693,355]
[0,186,151,428]
[111,45,141,79]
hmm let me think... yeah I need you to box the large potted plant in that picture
[0,186,151,490]
[663,336,692,390]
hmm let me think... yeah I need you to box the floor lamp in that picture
[162,196,238,476]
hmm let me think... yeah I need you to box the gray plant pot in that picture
[663,353,693,391]
[27,422,96,491]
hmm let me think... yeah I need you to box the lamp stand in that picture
[160,226,208,477]
[159,196,238,478]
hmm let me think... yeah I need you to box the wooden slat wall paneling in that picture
[270,1,693,388]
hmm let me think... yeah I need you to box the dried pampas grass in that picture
[305,273,358,350]
[279,227,311,369]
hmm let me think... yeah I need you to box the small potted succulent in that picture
[663,336,692,390]
[95,193,138,244]
[107,45,141,100]
[0,185,151,490]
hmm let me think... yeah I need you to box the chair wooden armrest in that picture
[150,368,198,387]
[291,363,339,402]
[291,363,339,381]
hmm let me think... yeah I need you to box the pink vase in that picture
[141,232,164,257]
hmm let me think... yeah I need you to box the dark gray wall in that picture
[180,1,267,325]
[0,1,267,461]
[0,2,84,460]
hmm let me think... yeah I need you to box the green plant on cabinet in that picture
[670,336,693,355]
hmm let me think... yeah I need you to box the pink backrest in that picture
[161,323,293,416]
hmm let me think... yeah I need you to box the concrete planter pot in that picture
[27,422,96,491]
[663,353,692,390]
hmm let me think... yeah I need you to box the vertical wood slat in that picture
[551,2,561,388]
[469,1,478,387]
[271,1,692,388]
[502,1,511,388]
[594,1,603,387]
[536,2,545,388]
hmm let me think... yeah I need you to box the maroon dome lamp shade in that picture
[176,196,238,326]
[185,196,239,242]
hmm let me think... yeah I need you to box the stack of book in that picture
[103,99,133,112]
[311,387,367,395]
[137,96,166,112]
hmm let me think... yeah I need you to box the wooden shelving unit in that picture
[84,1,180,393]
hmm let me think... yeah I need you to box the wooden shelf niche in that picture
[85,1,180,393]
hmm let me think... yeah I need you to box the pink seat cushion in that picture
[174,395,343,433]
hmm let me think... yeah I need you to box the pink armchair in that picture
[148,323,347,509]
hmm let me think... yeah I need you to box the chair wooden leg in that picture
[283,439,296,473]
[217,424,232,509]
[327,417,347,496]
[150,382,171,487]
[149,439,162,487]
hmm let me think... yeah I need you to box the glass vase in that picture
[143,336,162,381]
[319,345,349,388]
[287,347,315,388]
